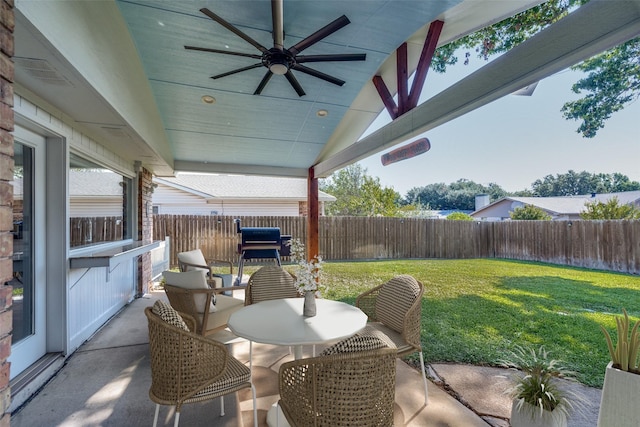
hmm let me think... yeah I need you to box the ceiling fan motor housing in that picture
[263,48,294,75]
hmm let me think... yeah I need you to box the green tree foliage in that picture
[447,212,474,221]
[562,39,640,138]
[404,179,507,211]
[531,170,640,196]
[580,197,640,220]
[510,205,552,220]
[320,164,401,217]
[432,0,637,137]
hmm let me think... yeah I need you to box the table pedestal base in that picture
[266,402,291,427]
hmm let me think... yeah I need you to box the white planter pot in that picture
[510,400,567,427]
[597,361,640,427]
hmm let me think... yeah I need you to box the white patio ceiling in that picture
[13,0,640,179]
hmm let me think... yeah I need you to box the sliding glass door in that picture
[9,130,47,378]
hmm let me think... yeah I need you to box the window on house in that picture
[69,153,132,248]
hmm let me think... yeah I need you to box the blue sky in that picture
[358,57,640,197]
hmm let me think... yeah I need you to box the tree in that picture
[320,164,401,216]
[561,39,640,138]
[447,212,474,221]
[404,179,507,210]
[531,170,640,196]
[580,197,640,220]
[432,0,638,137]
[510,205,552,220]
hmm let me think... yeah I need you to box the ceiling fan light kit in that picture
[185,1,366,97]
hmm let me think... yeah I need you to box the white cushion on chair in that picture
[163,270,217,313]
[177,249,208,267]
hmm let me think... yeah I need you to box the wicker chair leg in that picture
[153,404,160,427]
[173,411,180,427]
[419,351,429,405]
[220,395,225,416]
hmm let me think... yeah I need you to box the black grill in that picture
[234,220,291,284]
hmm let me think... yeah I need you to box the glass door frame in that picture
[10,120,67,380]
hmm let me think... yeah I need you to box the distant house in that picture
[13,170,126,218]
[153,174,336,216]
[471,190,640,221]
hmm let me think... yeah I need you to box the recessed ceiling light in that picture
[317,109,328,117]
[158,21,165,27]
[201,95,216,104]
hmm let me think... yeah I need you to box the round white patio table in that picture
[228,297,368,360]
[228,297,368,427]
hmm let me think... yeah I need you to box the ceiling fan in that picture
[185,0,366,97]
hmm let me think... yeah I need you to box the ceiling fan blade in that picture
[254,71,274,95]
[292,64,345,86]
[284,71,306,97]
[199,8,268,53]
[288,15,350,55]
[185,45,262,60]
[211,63,263,80]
[296,53,367,63]
[271,0,284,50]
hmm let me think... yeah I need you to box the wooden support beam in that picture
[396,43,409,116]
[371,21,444,119]
[307,167,319,260]
[372,75,398,119]
[408,20,444,108]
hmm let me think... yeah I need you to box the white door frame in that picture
[10,121,67,379]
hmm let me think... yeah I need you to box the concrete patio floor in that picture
[10,289,602,426]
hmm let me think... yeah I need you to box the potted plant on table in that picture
[503,345,582,427]
[289,238,325,317]
[597,308,640,427]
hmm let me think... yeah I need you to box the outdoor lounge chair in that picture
[145,301,257,427]
[356,274,429,405]
[277,331,397,426]
[163,270,245,337]
[177,248,234,288]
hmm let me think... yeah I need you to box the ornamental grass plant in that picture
[501,345,584,419]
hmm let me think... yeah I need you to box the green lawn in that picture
[309,258,640,388]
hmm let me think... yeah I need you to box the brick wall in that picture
[0,0,12,425]
[137,167,153,296]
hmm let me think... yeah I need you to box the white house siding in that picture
[156,200,300,216]
[154,184,302,216]
[15,92,139,361]
[473,202,512,220]
[67,259,135,352]
[153,185,207,205]
[70,198,123,217]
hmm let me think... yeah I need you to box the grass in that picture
[301,258,640,388]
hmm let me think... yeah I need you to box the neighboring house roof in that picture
[13,170,124,198]
[154,174,336,202]
[68,170,124,197]
[472,190,640,218]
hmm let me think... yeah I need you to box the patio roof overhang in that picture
[11,1,640,179]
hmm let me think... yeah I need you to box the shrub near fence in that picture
[153,215,640,275]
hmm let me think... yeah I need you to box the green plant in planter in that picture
[600,308,640,373]
[502,345,582,423]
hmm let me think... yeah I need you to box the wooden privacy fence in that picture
[70,217,123,248]
[153,215,640,275]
